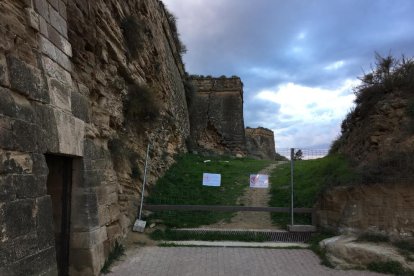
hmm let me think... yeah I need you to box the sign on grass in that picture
[202,173,221,187]
[249,174,269,188]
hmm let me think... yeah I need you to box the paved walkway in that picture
[110,246,382,276]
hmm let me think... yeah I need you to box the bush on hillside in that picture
[121,16,145,59]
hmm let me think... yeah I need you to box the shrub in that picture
[356,232,390,243]
[121,16,145,59]
[367,261,406,275]
[124,84,159,122]
[164,8,187,56]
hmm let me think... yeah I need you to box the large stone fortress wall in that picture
[245,127,276,160]
[0,0,190,275]
[189,76,247,156]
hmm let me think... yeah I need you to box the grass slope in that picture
[146,154,272,228]
[269,155,355,226]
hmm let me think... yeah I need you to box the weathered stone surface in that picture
[69,243,105,276]
[34,0,50,21]
[33,103,60,153]
[35,196,55,250]
[316,182,414,238]
[13,175,47,199]
[71,190,99,231]
[0,247,58,276]
[70,227,108,249]
[0,150,33,174]
[7,55,49,103]
[0,53,10,87]
[0,88,34,122]
[190,76,246,156]
[25,7,40,31]
[49,4,67,38]
[71,91,90,122]
[0,175,14,202]
[0,199,35,240]
[53,109,84,156]
[321,235,414,271]
[245,127,276,160]
[48,77,71,111]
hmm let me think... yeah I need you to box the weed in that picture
[124,84,159,123]
[121,16,145,59]
[101,241,125,274]
[367,261,406,275]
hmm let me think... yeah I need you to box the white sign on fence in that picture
[249,174,269,188]
[202,173,221,187]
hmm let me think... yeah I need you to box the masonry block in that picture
[0,231,38,267]
[53,109,84,156]
[0,199,35,240]
[71,190,99,231]
[40,35,57,61]
[42,56,72,84]
[33,103,59,153]
[7,55,49,103]
[25,8,40,31]
[48,77,71,111]
[0,247,58,276]
[48,0,59,11]
[0,150,33,175]
[35,196,55,250]
[58,0,67,19]
[49,5,67,38]
[69,243,105,276]
[71,91,90,122]
[47,23,72,57]
[34,0,50,21]
[13,175,47,199]
[0,54,10,87]
[0,175,15,202]
[70,227,108,249]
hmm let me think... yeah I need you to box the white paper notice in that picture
[249,174,269,188]
[202,173,221,187]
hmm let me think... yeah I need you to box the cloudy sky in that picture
[163,0,414,149]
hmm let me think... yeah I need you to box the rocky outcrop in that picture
[316,182,414,239]
[245,127,276,160]
[320,235,414,271]
[189,76,246,156]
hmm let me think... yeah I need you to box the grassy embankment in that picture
[269,154,356,226]
[146,154,272,228]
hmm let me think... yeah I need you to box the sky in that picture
[163,0,414,149]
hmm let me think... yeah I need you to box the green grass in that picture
[356,232,390,243]
[101,241,125,274]
[367,261,410,275]
[146,154,272,228]
[150,229,269,242]
[269,155,355,226]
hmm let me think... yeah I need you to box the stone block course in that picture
[47,77,71,111]
[13,175,47,199]
[35,196,55,250]
[49,4,67,38]
[0,175,15,202]
[71,191,100,231]
[47,23,72,57]
[0,199,36,240]
[71,91,90,122]
[58,0,67,20]
[7,55,49,103]
[70,227,108,249]
[34,0,50,22]
[48,0,59,11]
[0,53,10,87]
[53,109,84,156]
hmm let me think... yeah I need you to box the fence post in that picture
[290,148,294,226]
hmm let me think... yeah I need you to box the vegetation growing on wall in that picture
[124,83,160,123]
[121,16,146,59]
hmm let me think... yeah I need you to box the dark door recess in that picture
[45,155,73,276]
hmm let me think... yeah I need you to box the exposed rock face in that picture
[189,76,246,156]
[320,235,414,271]
[0,0,189,274]
[316,182,414,239]
[245,127,276,160]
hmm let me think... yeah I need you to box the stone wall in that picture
[189,76,246,156]
[0,0,80,274]
[245,127,276,160]
[0,0,190,275]
[316,182,414,239]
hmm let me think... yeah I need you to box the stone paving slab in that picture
[164,241,309,248]
[110,247,383,276]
